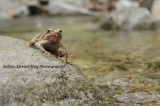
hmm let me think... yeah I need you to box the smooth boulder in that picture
[0,36,115,106]
[47,0,90,15]
[99,7,159,30]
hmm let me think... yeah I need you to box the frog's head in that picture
[44,29,62,43]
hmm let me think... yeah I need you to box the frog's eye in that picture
[47,29,52,33]
[57,29,62,33]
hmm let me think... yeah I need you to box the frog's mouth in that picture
[48,33,61,43]
[54,34,62,42]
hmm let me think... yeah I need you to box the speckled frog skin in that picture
[29,29,68,62]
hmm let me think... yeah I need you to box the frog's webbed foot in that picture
[56,50,67,62]
[60,57,67,63]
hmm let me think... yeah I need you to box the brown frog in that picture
[29,29,68,62]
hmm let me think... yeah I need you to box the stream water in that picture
[0,16,160,105]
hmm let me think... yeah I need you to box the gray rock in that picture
[99,7,159,30]
[114,92,160,104]
[0,0,17,13]
[47,0,90,15]
[116,0,140,10]
[152,0,160,20]
[0,36,115,106]
[140,0,154,11]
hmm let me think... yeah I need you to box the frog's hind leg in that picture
[55,50,67,62]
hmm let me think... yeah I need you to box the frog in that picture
[29,29,68,62]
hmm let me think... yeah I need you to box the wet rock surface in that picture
[99,7,159,30]
[0,36,115,106]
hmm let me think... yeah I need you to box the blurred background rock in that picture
[0,0,160,30]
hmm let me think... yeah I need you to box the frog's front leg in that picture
[29,34,42,47]
[57,44,68,62]
[34,41,49,54]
